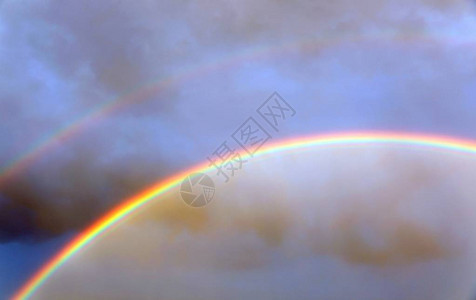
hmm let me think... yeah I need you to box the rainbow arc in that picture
[12,131,476,300]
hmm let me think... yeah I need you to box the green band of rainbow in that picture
[11,131,476,300]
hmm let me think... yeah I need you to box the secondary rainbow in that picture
[1,32,469,186]
[12,131,476,300]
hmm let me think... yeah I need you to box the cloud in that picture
[329,211,449,265]
[31,146,476,299]
[1,0,476,245]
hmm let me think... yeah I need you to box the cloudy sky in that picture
[1,0,476,298]
[31,148,476,299]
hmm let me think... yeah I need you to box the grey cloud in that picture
[1,0,476,245]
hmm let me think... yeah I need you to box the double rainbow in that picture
[3,24,476,300]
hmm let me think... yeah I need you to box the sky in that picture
[1,0,476,298]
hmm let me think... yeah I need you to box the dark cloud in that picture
[0,193,38,242]
[1,0,476,246]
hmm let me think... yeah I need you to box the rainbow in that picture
[11,131,476,300]
[1,32,470,186]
